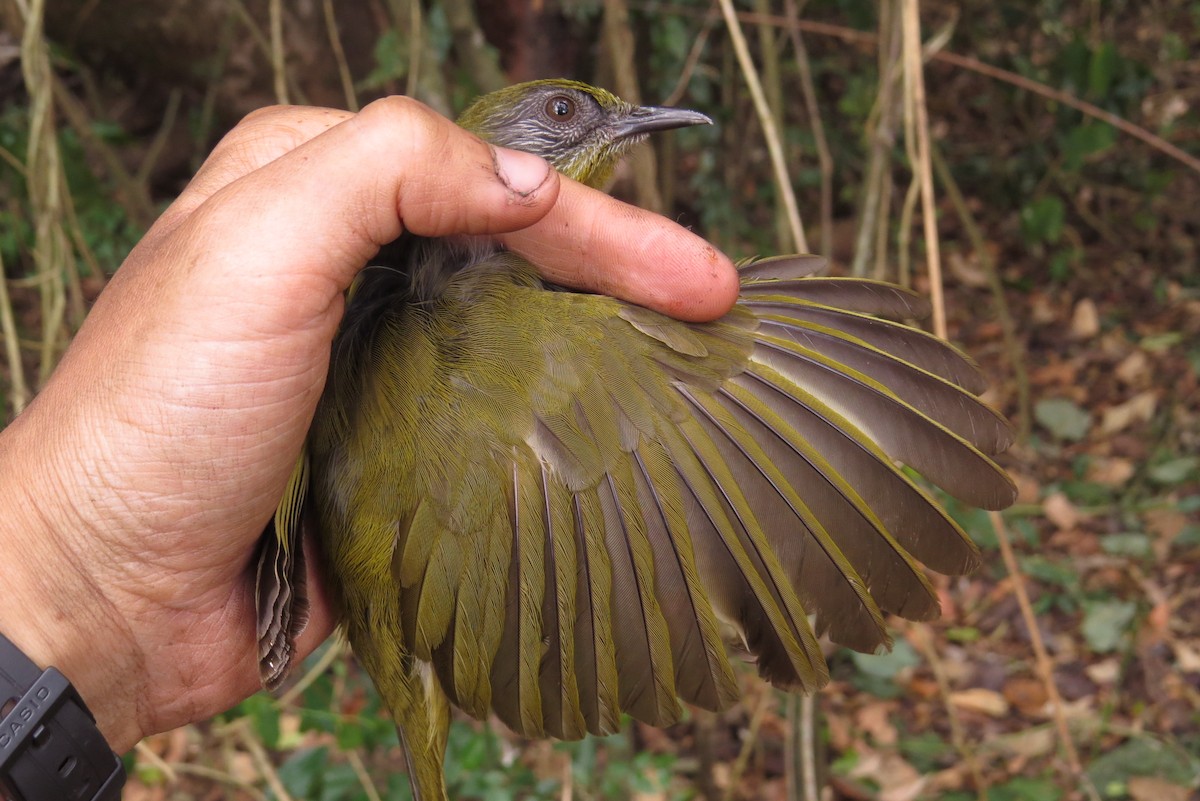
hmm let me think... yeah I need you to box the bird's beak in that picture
[614,105,713,139]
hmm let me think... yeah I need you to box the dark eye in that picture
[545,96,576,122]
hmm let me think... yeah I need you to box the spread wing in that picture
[309,253,1015,741]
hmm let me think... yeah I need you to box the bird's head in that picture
[457,79,711,189]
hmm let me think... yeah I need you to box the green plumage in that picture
[255,80,1016,801]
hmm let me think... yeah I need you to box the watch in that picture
[0,633,125,801]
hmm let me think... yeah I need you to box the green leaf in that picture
[946,627,981,643]
[990,777,1061,801]
[1149,456,1199,485]
[1101,533,1152,559]
[233,693,281,749]
[851,639,920,679]
[1035,398,1091,442]
[1175,525,1200,547]
[1140,332,1183,351]
[1082,600,1137,652]
[335,717,366,751]
[1086,735,1200,795]
[1063,123,1115,171]
[276,747,330,798]
[1087,42,1118,98]
[1021,196,1065,245]
[1021,555,1080,593]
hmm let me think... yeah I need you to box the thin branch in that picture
[663,4,717,108]
[931,143,1033,443]
[723,689,771,801]
[799,695,819,801]
[237,721,294,801]
[135,87,182,186]
[165,760,269,801]
[990,511,1102,801]
[0,247,28,417]
[784,0,832,258]
[715,0,807,252]
[901,0,946,338]
[405,0,422,98]
[269,0,289,104]
[910,622,987,798]
[347,749,384,801]
[277,639,345,708]
[323,0,359,111]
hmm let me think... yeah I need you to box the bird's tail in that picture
[365,645,451,801]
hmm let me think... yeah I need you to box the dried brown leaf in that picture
[949,687,1010,717]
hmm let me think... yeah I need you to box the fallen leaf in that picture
[856,701,898,745]
[1085,658,1121,684]
[1101,391,1158,434]
[1115,349,1151,386]
[1035,397,1091,441]
[1127,777,1192,801]
[1003,676,1049,715]
[1070,298,1100,338]
[947,250,991,288]
[851,752,925,801]
[1173,642,1200,673]
[979,726,1056,759]
[949,687,1010,717]
[1086,456,1135,486]
[1043,491,1080,531]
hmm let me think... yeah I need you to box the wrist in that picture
[0,407,148,754]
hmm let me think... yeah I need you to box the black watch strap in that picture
[0,633,125,801]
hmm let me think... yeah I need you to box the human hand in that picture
[0,96,737,752]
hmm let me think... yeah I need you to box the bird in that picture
[254,79,1016,801]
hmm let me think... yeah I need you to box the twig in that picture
[134,740,179,784]
[50,77,156,230]
[783,0,832,258]
[18,0,72,385]
[0,143,26,175]
[852,0,902,278]
[135,88,182,188]
[603,0,665,212]
[989,511,1102,801]
[237,720,295,801]
[193,7,237,171]
[405,0,422,98]
[55,168,88,326]
[798,695,819,801]
[662,5,717,108]
[323,0,359,111]
[276,638,345,708]
[226,0,307,105]
[900,0,946,338]
[723,689,772,801]
[347,748,384,801]
[715,0,807,252]
[931,143,1032,442]
[0,248,28,417]
[909,622,987,798]
[269,0,289,104]
[165,761,269,801]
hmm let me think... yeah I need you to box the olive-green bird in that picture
[255,79,1016,800]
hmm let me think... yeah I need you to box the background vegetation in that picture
[1,0,1197,799]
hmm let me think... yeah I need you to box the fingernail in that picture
[493,146,552,197]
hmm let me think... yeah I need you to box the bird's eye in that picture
[545,96,577,123]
